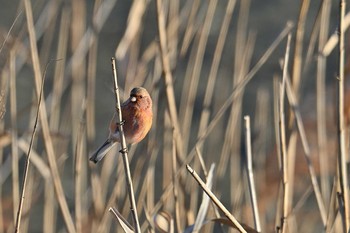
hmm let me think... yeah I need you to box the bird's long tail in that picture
[89,139,117,164]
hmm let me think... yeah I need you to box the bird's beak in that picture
[131,96,137,102]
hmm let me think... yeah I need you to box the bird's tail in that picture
[89,139,117,164]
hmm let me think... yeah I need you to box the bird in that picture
[89,87,153,164]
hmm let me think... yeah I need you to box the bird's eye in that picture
[139,95,143,99]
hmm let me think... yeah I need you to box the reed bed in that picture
[0,0,349,232]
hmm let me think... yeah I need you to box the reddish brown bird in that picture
[90,87,153,163]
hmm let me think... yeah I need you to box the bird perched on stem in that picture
[90,87,153,163]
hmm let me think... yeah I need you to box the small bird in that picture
[89,87,153,163]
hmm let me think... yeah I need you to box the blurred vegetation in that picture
[0,0,348,232]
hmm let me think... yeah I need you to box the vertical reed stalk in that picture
[337,0,350,231]
[317,0,332,206]
[280,33,291,233]
[244,116,261,232]
[9,49,19,225]
[111,57,141,233]
[75,102,87,233]
[14,55,46,233]
[172,131,181,232]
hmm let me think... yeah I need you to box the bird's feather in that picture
[89,139,117,163]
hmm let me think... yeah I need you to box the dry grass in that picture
[0,0,349,232]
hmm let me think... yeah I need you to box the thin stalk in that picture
[280,34,291,233]
[337,0,350,231]
[273,76,282,231]
[186,164,247,233]
[172,131,181,232]
[111,57,141,233]
[74,101,86,233]
[244,116,261,232]
[291,0,310,98]
[14,55,48,233]
[10,49,19,224]
[317,0,332,207]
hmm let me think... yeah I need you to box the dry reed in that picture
[0,0,348,232]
